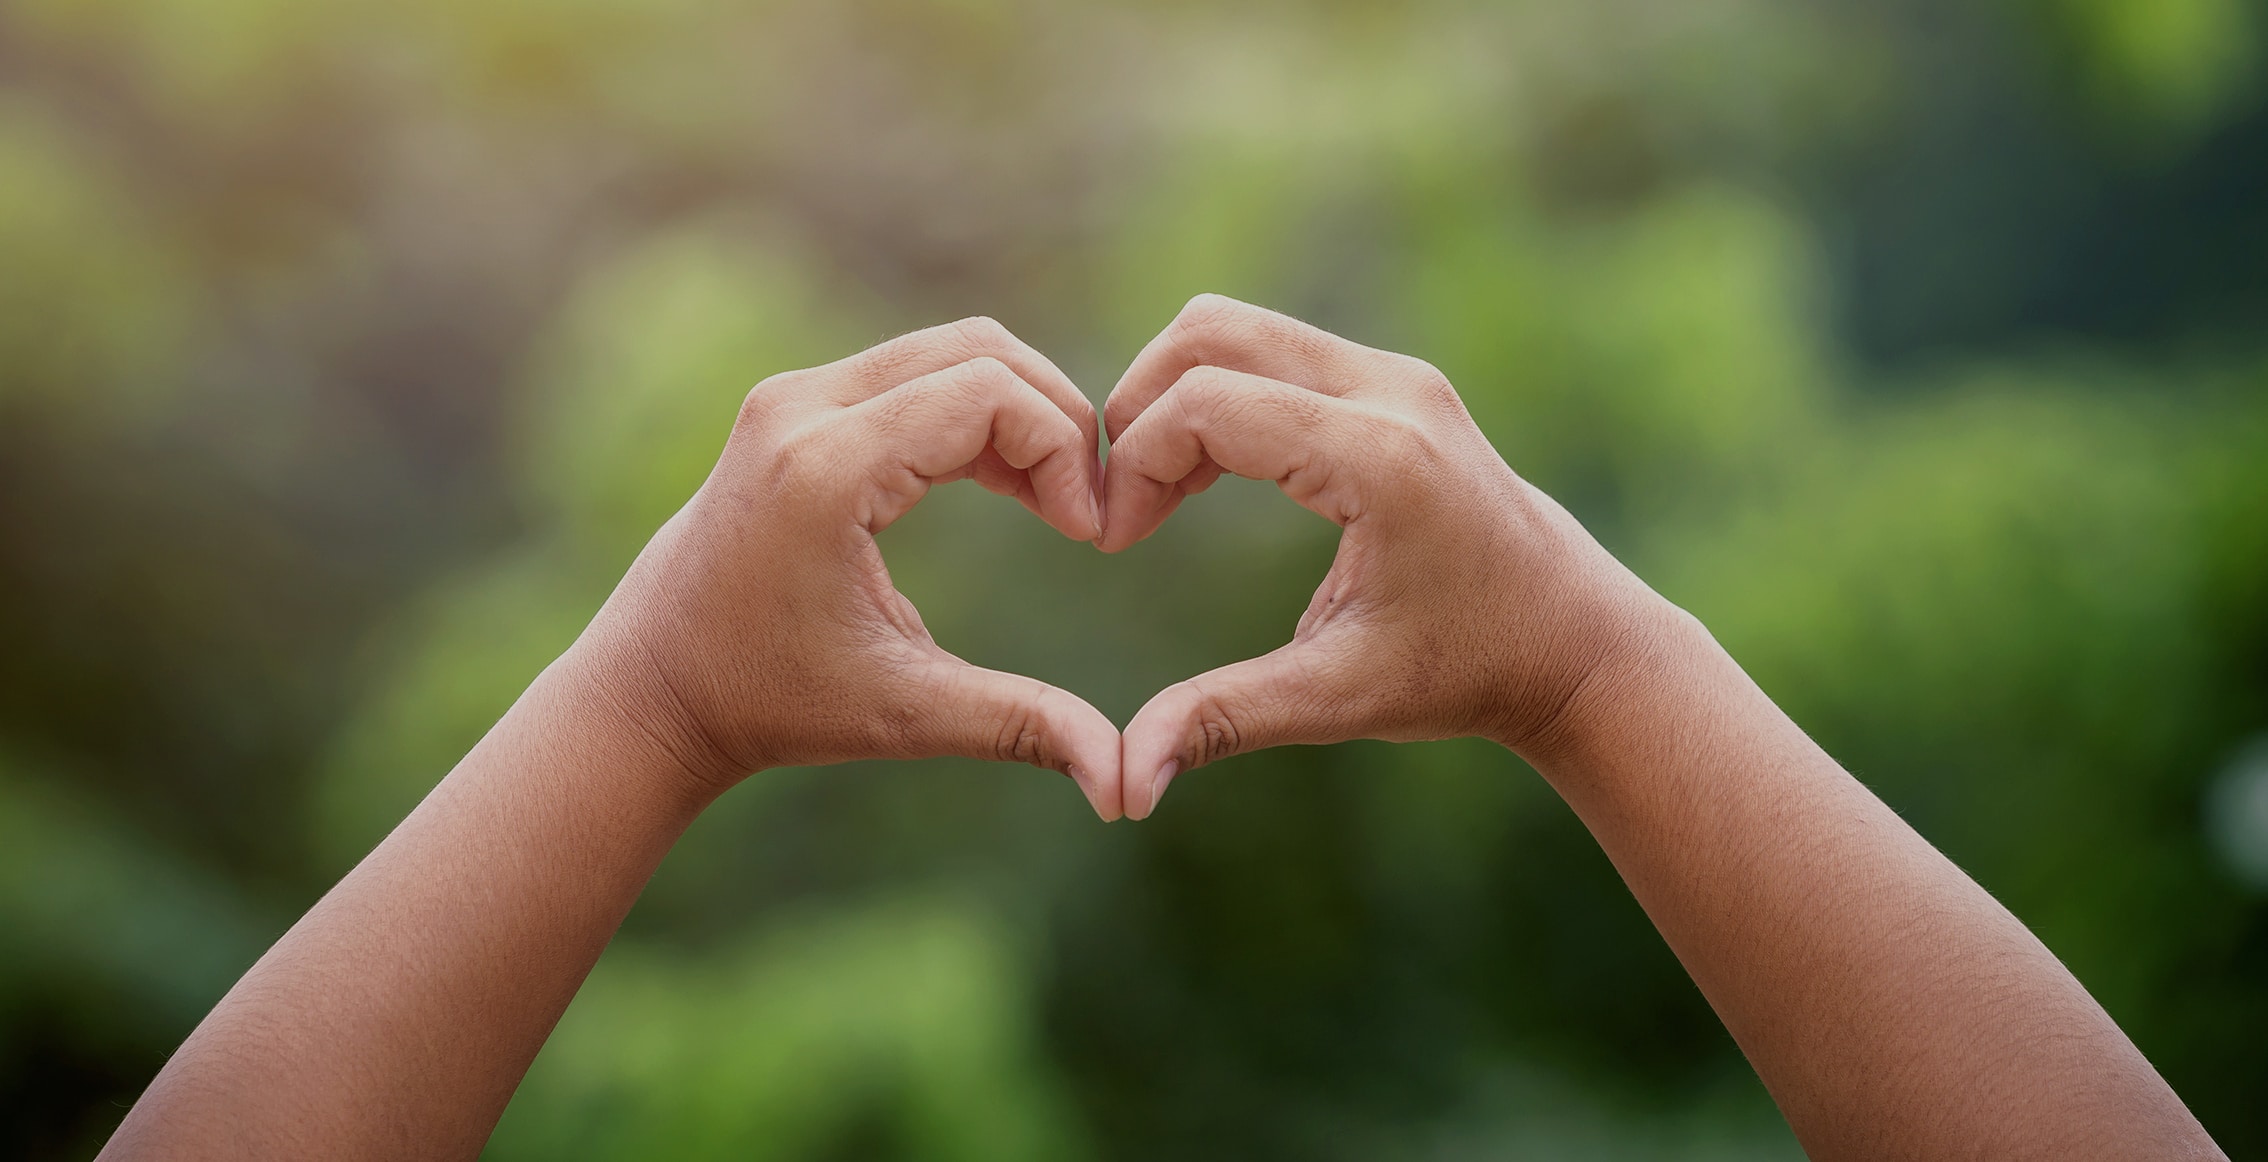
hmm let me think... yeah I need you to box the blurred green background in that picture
[3,0,2266,1157]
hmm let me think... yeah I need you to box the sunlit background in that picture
[2,0,2266,1156]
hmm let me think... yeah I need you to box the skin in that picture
[101,299,2225,1160]
[98,318,1123,1160]
[1101,295,2227,1160]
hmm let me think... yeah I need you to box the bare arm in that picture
[1098,294,2225,1160]
[100,318,1124,1161]
[1536,607,2219,1159]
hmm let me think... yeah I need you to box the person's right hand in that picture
[568,317,1127,819]
[1099,295,1678,817]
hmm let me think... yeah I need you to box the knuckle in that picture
[1185,364,1268,415]
[1357,411,1447,500]
[1177,291,1242,324]
[1175,362,1235,402]
[961,354,1014,384]
[1360,408,1429,464]
[1166,372,1231,433]
[992,698,1056,770]
[1397,355,1461,406]
[1167,293,1246,348]
[765,416,840,491]
[735,370,805,434]
[971,676,1070,773]
[951,314,1016,354]
[1183,680,1245,766]
[1380,409,1435,458]
[948,357,1016,407]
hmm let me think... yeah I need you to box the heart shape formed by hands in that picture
[583,294,1657,825]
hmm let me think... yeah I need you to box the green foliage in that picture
[1400,181,1829,509]
[2017,0,2258,132]
[0,756,268,1031]
[2,0,2265,1158]
[493,901,1090,1162]
[0,105,188,426]
[515,224,872,554]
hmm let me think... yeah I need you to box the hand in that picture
[1099,295,1672,817]
[572,317,1126,819]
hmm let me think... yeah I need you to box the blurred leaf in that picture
[2017,0,2258,133]
[0,104,190,427]
[514,222,872,556]
[0,753,271,1034]
[10,0,331,121]
[1401,180,1829,512]
[5,0,2268,1155]
[491,899,1091,1162]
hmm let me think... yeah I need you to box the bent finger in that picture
[1099,365,1402,551]
[816,316,1101,455]
[911,661,1125,821]
[1119,644,1358,820]
[841,357,1100,539]
[1104,294,1402,440]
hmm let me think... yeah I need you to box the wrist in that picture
[1494,588,1722,778]
[528,633,752,819]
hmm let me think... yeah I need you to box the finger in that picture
[818,316,1101,458]
[1119,644,1354,820]
[1099,365,1402,551]
[1104,294,1408,440]
[932,445,1050,523]
[960,446,1043,511]
[839,357,1101,539]
[914,660,1125,821]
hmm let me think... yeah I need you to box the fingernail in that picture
[1148,759,1180,816]
[1085,493,1104,540]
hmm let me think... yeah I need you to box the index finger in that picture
[838,356,1101,539]
[820,316,1101,458]
[1100,365,1403,550]
[1103,294,1406,441]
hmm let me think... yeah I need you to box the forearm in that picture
[97,319,1117,1159]
[1089,298,2222,1154]
[1523,603,2222,1161]
[101,646,712,1161]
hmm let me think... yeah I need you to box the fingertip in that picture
[1031,452,1104,542]
[1068,763,1123,822]
[927,663,1124,818]
[1097,462,1157,548]
[1086,447,1107,543]
[1147,760,1180,818]
[1119,688,1194,821]
[1041,505,1098,544]
[1049,692,1125,822]
[1097,484,1183,553]
[1093,517,1147,555]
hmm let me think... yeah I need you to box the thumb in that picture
[1120,644,1354,820]
[914,661,1125,821]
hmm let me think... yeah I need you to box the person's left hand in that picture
[1095,295,1672,818]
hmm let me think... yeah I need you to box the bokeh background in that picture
[3,0,2266,1156]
